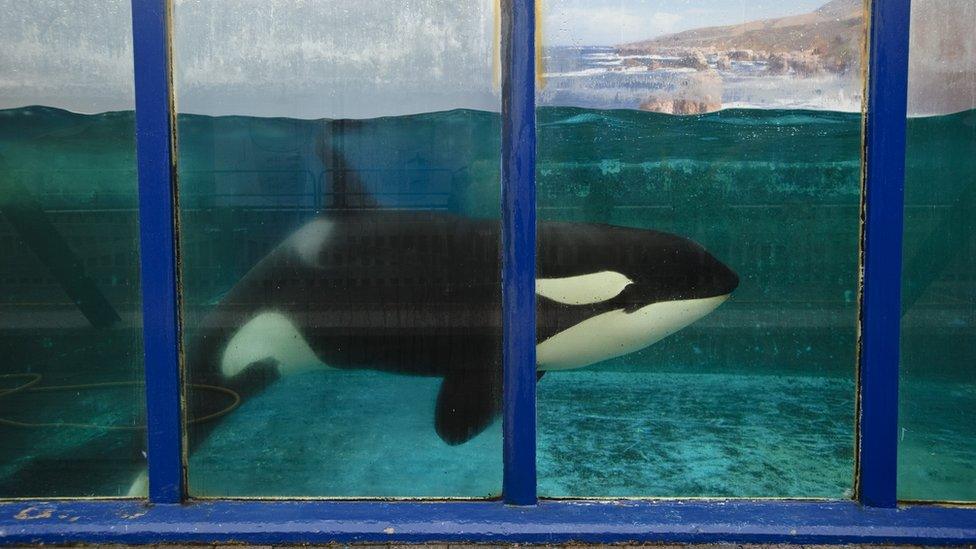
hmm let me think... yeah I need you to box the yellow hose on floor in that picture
[0,373,240,430]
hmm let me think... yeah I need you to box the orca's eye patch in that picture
[536,271,634,306]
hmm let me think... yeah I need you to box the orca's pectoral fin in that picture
[435,371,501,446]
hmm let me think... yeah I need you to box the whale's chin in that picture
[536,294,730,371]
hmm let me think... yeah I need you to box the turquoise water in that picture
[535,107,862,497]
[900,108,976,501]
[190,370,853,497]
[1,105,973,499]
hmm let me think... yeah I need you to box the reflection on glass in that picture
[898,0,976,502]
[0,1,145,497]
[173,0,501,497]
[536,0,864,497]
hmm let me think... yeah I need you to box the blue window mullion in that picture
[857,0,912,508]
[131,0,185,504]
[501,0,538,505]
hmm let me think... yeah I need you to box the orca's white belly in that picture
[536,294,730,371]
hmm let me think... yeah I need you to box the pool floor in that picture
[2,367,972,500]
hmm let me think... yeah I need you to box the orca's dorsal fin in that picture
[317,121,379,209]
[435,370,501,446]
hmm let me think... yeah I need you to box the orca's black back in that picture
[184,211,504,449]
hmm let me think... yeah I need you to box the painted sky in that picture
[0,1,972,117]
[0,0,823,117]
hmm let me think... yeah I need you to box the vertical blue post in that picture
[501,0,537,505]
[858,0,911,509]
[131,0,184,503]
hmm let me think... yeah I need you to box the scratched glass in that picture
[898,0,976,502]
[172,1,502,497]
[535,0,864,497]
[0,1,146,497]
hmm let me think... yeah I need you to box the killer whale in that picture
[182,210,739,452]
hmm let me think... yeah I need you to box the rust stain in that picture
[13,506,54,520]
[536,0,545,90]
[493,0,546,91]
[493,0,501,91]
[121,510,148,520]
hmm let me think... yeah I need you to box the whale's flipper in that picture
[435,371,501,445]
[126,469,148,497]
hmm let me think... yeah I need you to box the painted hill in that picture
[618,0,863,74]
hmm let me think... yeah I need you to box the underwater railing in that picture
[2,0,976,545]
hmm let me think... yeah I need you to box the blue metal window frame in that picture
[856,0,912,510]
[130,0,185,506]
[501,0,538,507]
[2,0,976,545]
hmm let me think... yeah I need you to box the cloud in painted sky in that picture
[170,0,497,119]
[0,0,134,114]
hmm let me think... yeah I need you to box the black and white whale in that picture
[183,211,738,445]
[125,210,738,494]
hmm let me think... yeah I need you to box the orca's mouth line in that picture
[622,291,735,314]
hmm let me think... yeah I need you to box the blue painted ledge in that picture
[1,499,975,545]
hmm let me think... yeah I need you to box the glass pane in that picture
[537,0,864,497]
[898,0,976,502]
[0,1,145,497]
[173,1,501,497]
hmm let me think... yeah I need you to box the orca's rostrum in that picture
[184,210,739,449]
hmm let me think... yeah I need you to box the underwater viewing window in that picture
[0,0,975,545]
[0,0,146,498]
[897,0,976,502]
[535,0,864,498]
[171,0,502,497]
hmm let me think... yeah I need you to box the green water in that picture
[0,105,973,499]
[900,108,976,501]
[0,106,144,497]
